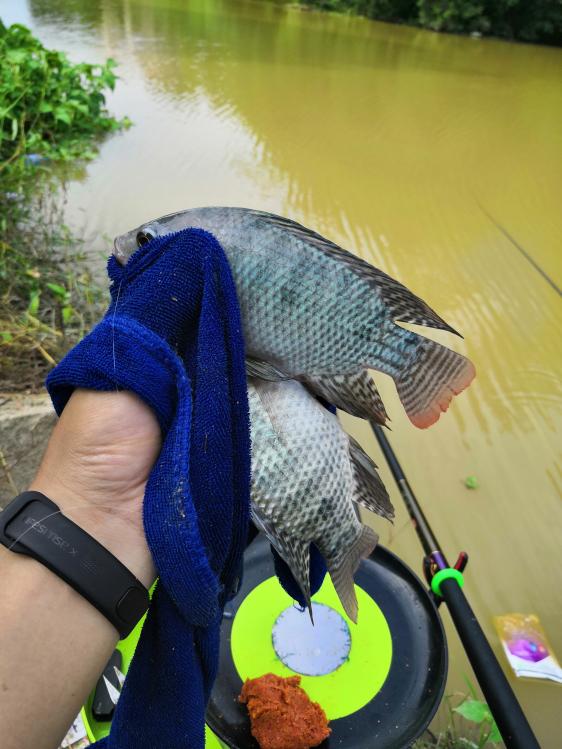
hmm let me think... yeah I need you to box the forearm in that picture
[0,490,156,749]
[0,390,160,749]
[0,545,117,749]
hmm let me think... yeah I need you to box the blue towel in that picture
[47,229,251,748]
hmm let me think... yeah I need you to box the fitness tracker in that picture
[0,491,149,639]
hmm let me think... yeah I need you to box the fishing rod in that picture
[371,423,540,749]
[477,203,561,297]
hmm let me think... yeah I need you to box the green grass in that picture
[0,175,106,390]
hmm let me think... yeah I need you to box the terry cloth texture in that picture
[47,229,251,748]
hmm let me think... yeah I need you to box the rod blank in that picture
[371,424,539,749]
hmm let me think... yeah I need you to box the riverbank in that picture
[294,0,562,45]
[0,391,54,507]
[0,21,124,391]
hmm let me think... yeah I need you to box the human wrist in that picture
[26,388,161,587]
[28,477,157,589]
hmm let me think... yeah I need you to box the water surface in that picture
[1,0,561,743]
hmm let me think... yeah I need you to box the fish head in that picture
[112,207,204,264]
[113,219,168,264]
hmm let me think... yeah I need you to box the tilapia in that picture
[248,377,394,622]
[114,207,475,428]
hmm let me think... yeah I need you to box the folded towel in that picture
[47,228,251,748]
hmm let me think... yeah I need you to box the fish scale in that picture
[114,206,475,428]
[235,246,368,373]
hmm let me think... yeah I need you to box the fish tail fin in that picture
[392,334,476,429]
[348,437,395,521]
[304,370,390,425]
[321,524,378,623]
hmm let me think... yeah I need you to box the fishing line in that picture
[7,508,63,552]
[479,204,561,297]
[7,503,138,552]
[112,278,123,384]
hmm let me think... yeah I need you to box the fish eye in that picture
[136,228,155,247]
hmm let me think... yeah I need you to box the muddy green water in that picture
[2,0,561,744]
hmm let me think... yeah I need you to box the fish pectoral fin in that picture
[348,436,394,521]
[246,358,289,381]
[250,505,282,556]
[303,370,390,425]
[319,524,378,624]
[250,506,313,620]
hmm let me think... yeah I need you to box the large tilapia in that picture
[114,207,475,428]
[248,377,394,622]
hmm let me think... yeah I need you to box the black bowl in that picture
[206,534,447,749]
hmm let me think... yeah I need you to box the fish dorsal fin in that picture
[252,210,460,337]
[348,436,395,521]
[303,370,389,425]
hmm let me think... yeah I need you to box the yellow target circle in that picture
[231,575,393,720]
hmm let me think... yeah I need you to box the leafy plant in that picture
[414,679,502,748]
[452,699,501,745]
[300,0,562,44]
[0,20,130,174]
[0,22,126,389]
[417,0,490,34]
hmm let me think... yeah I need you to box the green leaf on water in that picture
[0,21,130,386]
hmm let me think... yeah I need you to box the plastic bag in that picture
[494,613,562,684]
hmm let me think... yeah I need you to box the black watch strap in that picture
[0,491,149,639]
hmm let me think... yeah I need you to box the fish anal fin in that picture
[320,524,378,624]
[348,437,394,521]
[250,506,313,620]
[304,370,390,425]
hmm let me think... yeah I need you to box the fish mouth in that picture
[112,236,129,265]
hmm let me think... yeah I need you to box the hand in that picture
[30,388,161,587]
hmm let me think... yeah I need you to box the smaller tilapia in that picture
[248,378,394,622]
